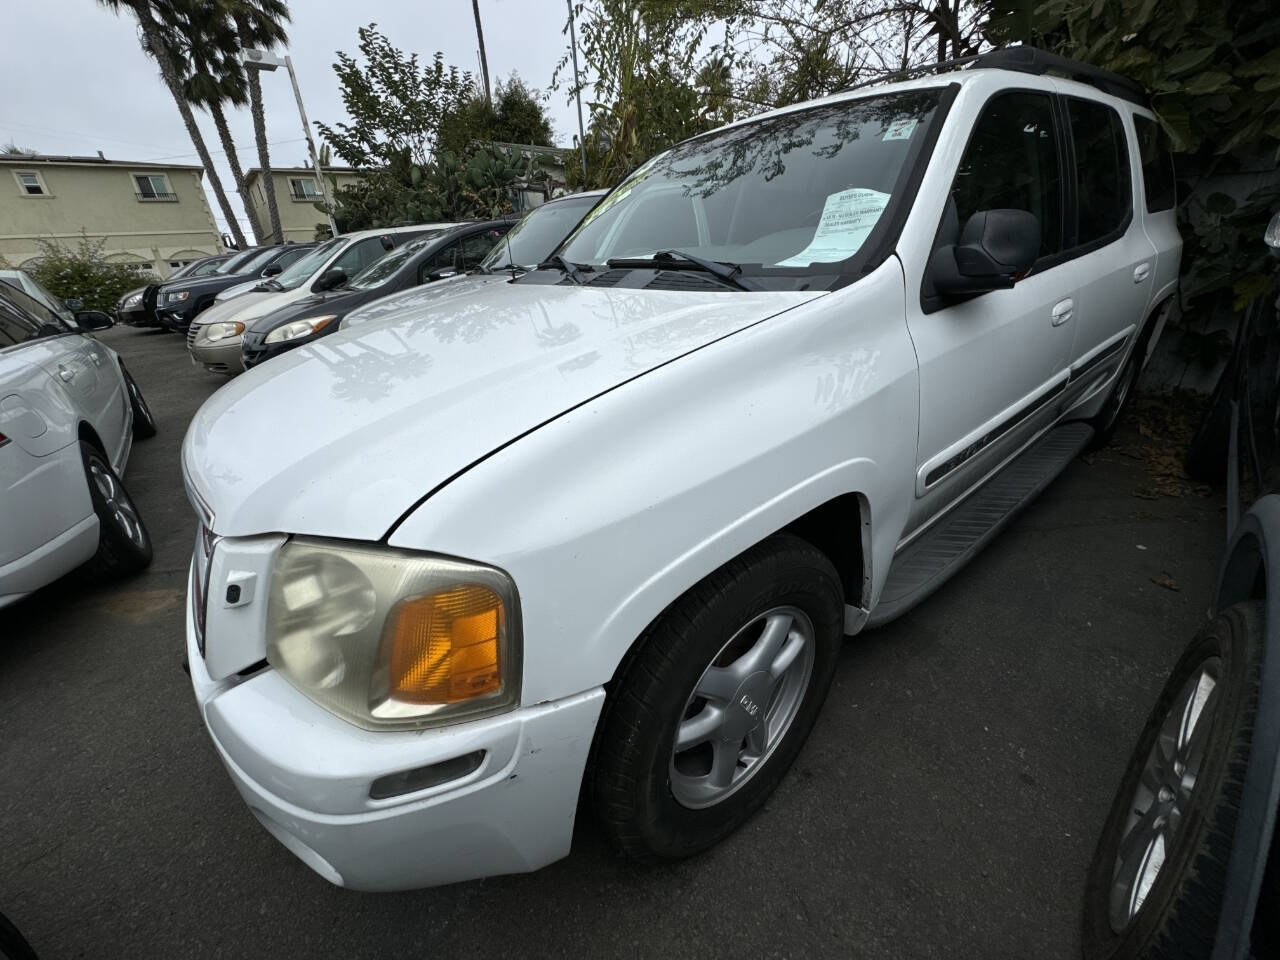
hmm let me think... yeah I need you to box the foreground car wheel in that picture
[592,533,842,861]
[81,443,152,580]
[0,909,37,960]
[1082,602,1264,960]
[121,364,157,440]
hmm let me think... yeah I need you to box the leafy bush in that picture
[18,235,152,312]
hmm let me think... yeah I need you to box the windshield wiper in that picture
[606,250,754,291]
[537,254,591,285]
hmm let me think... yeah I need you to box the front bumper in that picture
[185,595,604,891]
[188,330,245,375]
[117,305,158,327]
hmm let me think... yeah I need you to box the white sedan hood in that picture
[184,279,820,540]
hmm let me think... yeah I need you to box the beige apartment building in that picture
[244,165,359,243]
[0,154,224,277]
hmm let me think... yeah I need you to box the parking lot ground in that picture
[1,324,1225,959]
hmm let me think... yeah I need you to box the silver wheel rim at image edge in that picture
[668,605,816,810]
[90,460,146,549]
[1108,656,1222,932]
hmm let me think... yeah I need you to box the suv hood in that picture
[184,279,820,540]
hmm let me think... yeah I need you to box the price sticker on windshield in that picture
[882,118,918,141]
[776,188,890,267]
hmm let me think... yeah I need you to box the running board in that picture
[868,422,1094,627]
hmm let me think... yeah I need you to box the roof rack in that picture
[840,46,1148,107]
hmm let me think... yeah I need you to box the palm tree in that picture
[163,4,265,242]
[99,0,248,248]
[230,0,291,245]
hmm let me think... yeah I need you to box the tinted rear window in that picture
[1066,97,1131,245]
[1134,115,1176,213]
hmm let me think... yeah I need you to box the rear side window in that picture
[949,91,1064,259]
[1133,115,1176,213]
[1066,98,1131,245]
[333,237,390,277]
[0,287,59,347]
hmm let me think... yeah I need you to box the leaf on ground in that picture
[1151,572,1181,592]
[1118,390,1213,499]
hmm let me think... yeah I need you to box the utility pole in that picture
[240,48,339,238]
[472,0,492,103]
[567,0,587,180]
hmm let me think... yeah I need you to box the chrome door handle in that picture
[1051,298,1074,326]
[1133,263,1151,283]
[57,366,74,382]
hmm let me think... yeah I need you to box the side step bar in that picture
[868,422,1095,627]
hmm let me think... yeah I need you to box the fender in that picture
[390,259,920,705]
[1210,494,1280,960]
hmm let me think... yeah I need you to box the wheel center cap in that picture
[722,671,770,741]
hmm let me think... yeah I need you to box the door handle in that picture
[57,365,74,382]
[1051,298,1074,326]
[1133,262,1151,283]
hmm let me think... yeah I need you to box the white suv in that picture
[182,50,1181,891]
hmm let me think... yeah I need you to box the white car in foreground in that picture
[0,278,156,608]
[182,50,1181,891]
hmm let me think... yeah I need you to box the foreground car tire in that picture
[592,532,843,862]
[80,443,152,580]
[1082,602,1264,960]
[121,364,157,440]
[0,910,37,960]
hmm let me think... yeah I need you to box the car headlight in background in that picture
[121,292,143,310]
[265,538,521,730]
[203,321,245,343]
[264,315,338,344]
[166,290,190,303]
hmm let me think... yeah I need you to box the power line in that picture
[140,137,307,164]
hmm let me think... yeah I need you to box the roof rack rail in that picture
[839,46,1148,107]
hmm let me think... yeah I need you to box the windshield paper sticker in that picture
[882,117,918,141]
[777,188,890,267]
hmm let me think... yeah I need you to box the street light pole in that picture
[240,48,339,239]
[284,55,338,238]
[566,0,587,182]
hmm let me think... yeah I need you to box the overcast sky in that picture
[3,0,585,240]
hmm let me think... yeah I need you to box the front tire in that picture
[1082,602,1264,960]
[592,533,843,862]
[80,443,152,580]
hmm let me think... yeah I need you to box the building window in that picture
[133,173,177,201]
[288,177,320,200]
[13,170,49,196]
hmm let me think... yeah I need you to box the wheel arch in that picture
[77,420,107,457]
[1209,494,1280,959]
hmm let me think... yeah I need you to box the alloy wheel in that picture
[669,605,816,809]
[89,460,146,549]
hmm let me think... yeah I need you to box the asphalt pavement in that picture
[0,324,1224,959]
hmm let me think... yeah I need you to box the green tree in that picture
[439,73,558,155]
[316,23,473,169]
[99,0,247,248]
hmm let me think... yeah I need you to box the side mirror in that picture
[931,209,1040,296]
[76,310,115,331]
[426,268,458,283]
[1265,211,1280,257]
[64,297,84,312]
[314,267,347,292]
[261,263,283,277]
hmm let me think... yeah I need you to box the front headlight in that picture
[121,292,143,309]
[204,321,244,343]
[265,538,522,729]
[264,315,337,344]
[166,290,190,303]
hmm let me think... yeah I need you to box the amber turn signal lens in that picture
[386,585,504,704]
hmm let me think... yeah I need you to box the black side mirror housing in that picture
[379,235,394,251]
[261,263,283,277]
[425,268,458,283]
[76,310,115,331]
[931,209,1040,296]
[315,267,347,292]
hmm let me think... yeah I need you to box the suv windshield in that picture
[214,248,262,275]
[559,90,942,286]
[481,195,600,272]
[236,247,282,275]
[273,237,345,290]
[348,232,444,290]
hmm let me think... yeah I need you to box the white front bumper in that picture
[186,597,605,891]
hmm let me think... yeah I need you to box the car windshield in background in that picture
[558,90,942,286]
[273,237,345,290]
[481,195,600,272]
[214,249,261,275]
[348,232,445,290]
[237,248,282,275]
